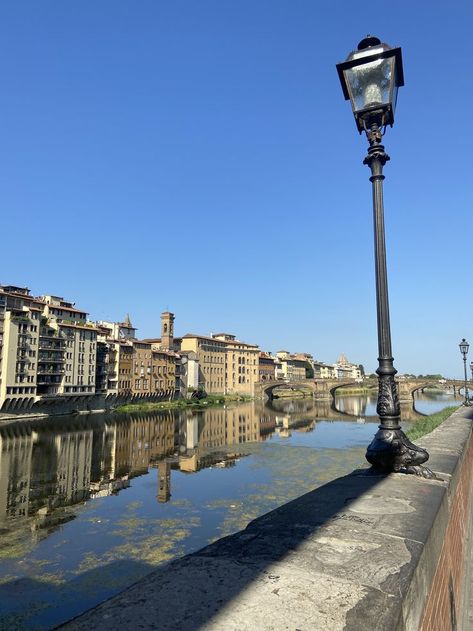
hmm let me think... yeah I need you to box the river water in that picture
[0,391,459,629]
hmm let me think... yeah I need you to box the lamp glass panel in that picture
[460,340,470,354]
[344,56,395,113]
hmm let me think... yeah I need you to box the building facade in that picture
[179,334,227,394]
[258,352,277,381]
[0,286,99,409]
[275,351,307,382]
[213,334,259,396]
[333,354,362,380]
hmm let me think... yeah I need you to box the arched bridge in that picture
[254,378,465,403]
[254,380,319,401]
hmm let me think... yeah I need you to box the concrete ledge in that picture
[60,407,473,631]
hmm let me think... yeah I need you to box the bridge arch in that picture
[328,380,377,398]
[255,380,317,401]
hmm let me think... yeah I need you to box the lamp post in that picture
[336,36,430,475]
[470,360,473,385]
[459,338,470,405]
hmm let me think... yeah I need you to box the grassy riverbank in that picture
[406,406,459,441]
[115,394,253,413]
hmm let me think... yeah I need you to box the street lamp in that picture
[336,36,430,475]
[459,338,470,405]
[470,360,473,384]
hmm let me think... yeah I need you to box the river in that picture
[0,391,459,629]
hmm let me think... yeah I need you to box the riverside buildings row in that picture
[0,284,363,412]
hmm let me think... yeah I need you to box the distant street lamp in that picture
[470,360,473,384]
[336,36,430,475]
[459,338,470,405]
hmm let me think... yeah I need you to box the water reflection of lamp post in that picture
[336,36,430,475]
[459,338,470,405]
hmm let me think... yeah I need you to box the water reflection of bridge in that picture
[261,396,424,423]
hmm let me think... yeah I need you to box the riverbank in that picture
[406,405,459,441]
[115,394,253,413]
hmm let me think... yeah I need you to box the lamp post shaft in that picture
[463,355,469,404]
[364,125,430,475]
[364,126,401,430]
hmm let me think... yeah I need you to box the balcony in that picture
[37,367,65,375]
[17,339,33,349]
[37,377,62,385]
[39,342,65,350]
[38,354,65,362]
[39,330,60,338]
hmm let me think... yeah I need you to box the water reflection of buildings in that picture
[0,394,429,544]
[0,405,281,539]
[0,413,177,537]
[173,404,263,474]
[275,416,316,438]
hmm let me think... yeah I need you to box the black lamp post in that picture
[336,36,430,475]
[459,338,470,405]
[470,360,473,384]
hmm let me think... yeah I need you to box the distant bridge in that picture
[254,378,466,404]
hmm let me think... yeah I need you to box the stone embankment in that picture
[60,407,473,631]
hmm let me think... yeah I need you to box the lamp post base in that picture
[366,427,434,478]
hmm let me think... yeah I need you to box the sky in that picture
[1,0,472,378]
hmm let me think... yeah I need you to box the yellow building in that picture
[179,334,227,394]
[179,331,259,396]
[213,333,259,396]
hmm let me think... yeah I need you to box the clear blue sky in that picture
[1,1,472,378]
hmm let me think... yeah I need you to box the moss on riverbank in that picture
[273,389,312,399]
[406,406,459,441]
[334,387,376,395]
[115,394,253,413]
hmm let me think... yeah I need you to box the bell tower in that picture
[157,460,171,503]
[161,311,175,350]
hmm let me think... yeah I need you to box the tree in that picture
[305,361,314,379]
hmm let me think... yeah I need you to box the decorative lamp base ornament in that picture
[366,428,434,478]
